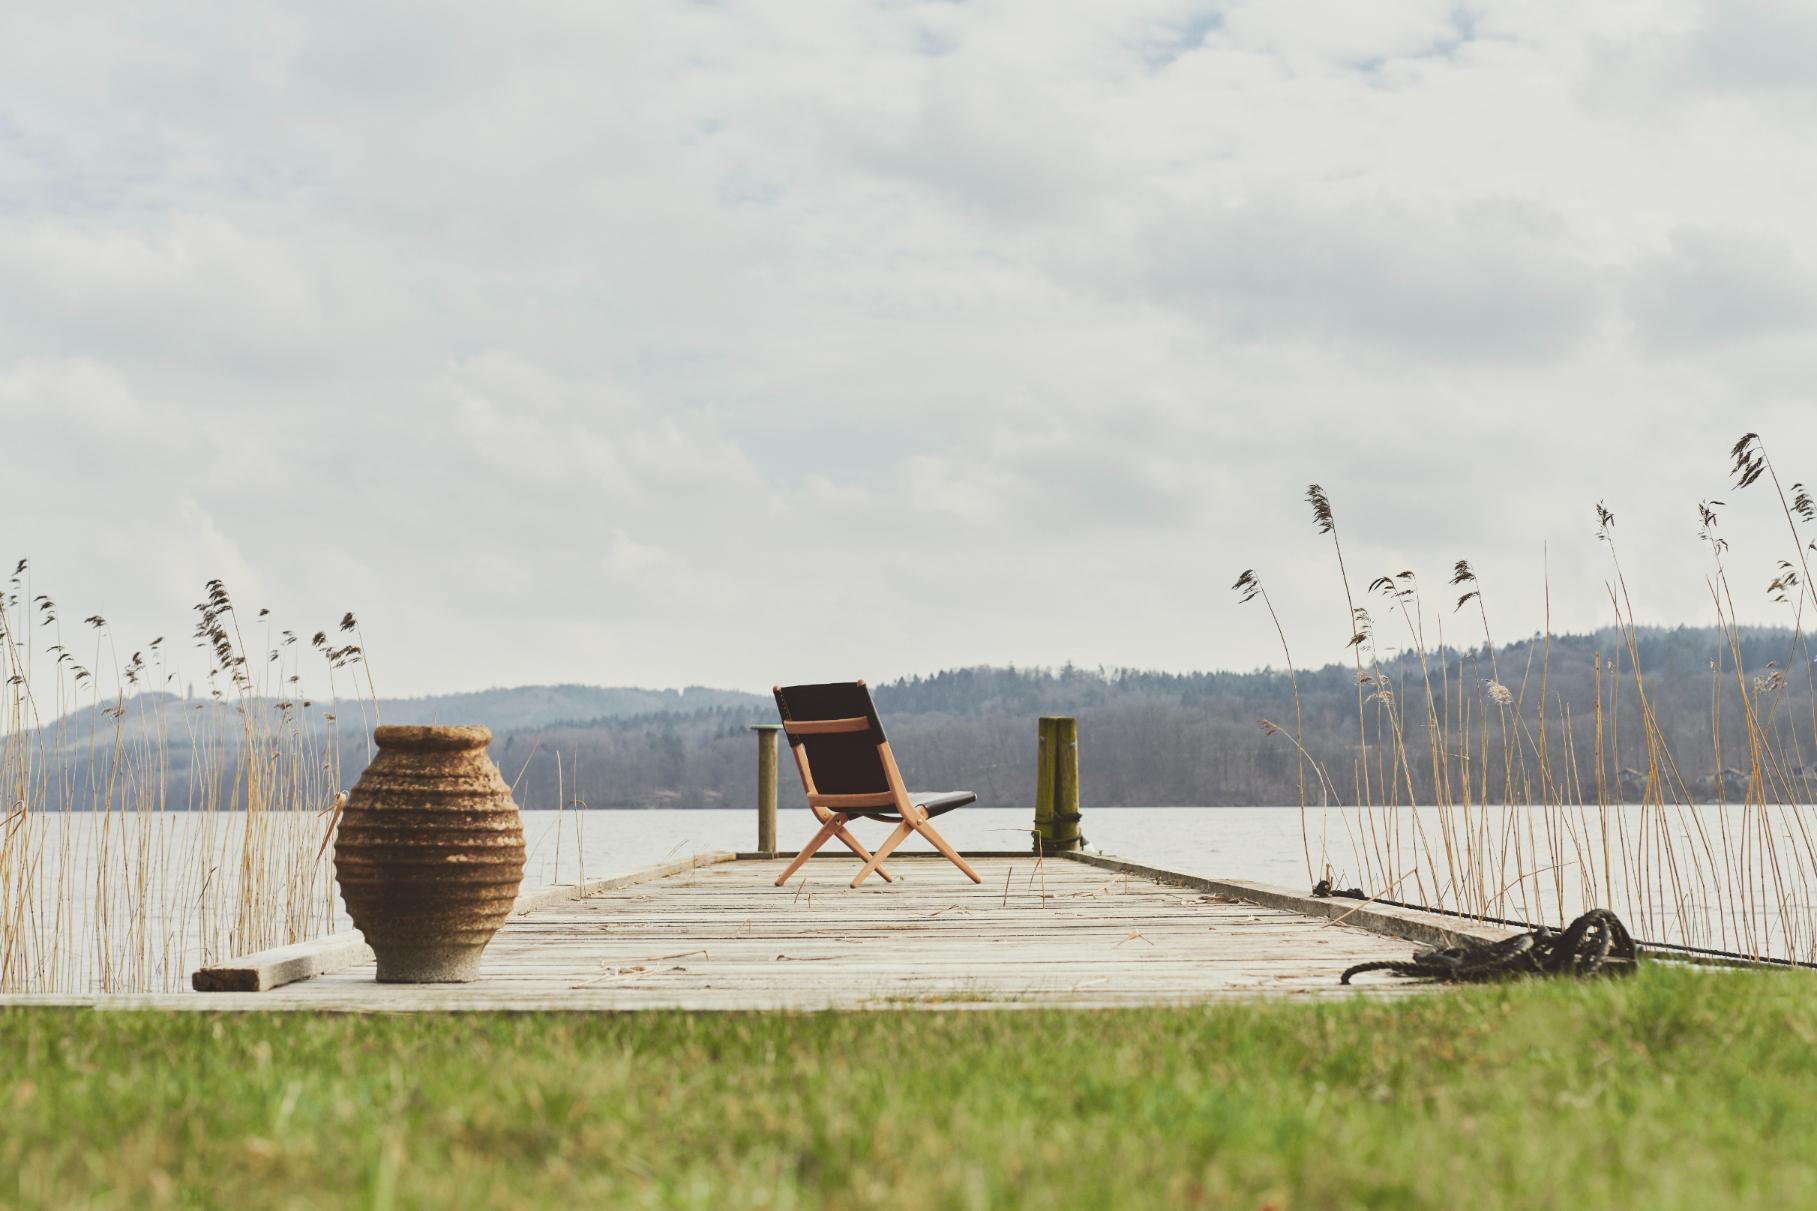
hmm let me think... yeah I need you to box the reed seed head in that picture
[1594,501,1616,542]
[1306,484,1335,535]
[1793,483,1815,523]
[1731,433,1767,488]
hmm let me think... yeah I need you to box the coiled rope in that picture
[1339,908,1638,985]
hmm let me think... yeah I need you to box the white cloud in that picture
[1624,228,1817,348]
[603,531,672,577]
[1131,194,1602,361]
[0,356,140,426]
[3,0,1816,696]
[1676,0,1817,94]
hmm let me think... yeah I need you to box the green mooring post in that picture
[751,723,781,855]
[1052,716,1081,850]
[1033,716,1081,852]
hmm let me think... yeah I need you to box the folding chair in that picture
[772,680,983,889]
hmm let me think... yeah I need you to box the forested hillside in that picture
[27,626,1816,808]
[494,625,1817,808]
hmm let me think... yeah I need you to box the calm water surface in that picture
[523,806,1317,889]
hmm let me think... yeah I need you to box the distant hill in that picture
[490,625,1817,807]
[28,683,765,749]
[16,626,1817,808]
[376,684,767,731]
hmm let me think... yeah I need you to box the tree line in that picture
[493,626,1817,808]
[31,625,1814,809]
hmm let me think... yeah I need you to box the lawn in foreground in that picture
[3,964,1814,1210]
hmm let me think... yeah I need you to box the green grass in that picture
[4,966,1815,1210]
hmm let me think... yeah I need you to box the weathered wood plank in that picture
[1058,853,1517,948]
[161,853,1438,1009]
[190,851,738,992]
[190,933,376,994]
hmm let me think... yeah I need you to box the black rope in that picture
[1309,879,1817,971]
[1029,825,1087,852]
[1339,908,1638,985]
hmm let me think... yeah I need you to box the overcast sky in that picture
[5,1,1817,697]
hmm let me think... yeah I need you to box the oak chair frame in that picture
[772,681,983,889]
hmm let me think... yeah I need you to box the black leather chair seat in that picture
[852,790,977,821]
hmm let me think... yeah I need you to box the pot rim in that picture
[373,724,492,750]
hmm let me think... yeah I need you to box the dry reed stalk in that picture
[1230,433,1817,965]
[1308,485,1376,822]
[1233,571,1314,882]
[0,569,374,993]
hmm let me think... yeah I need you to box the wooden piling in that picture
[751,723,782,855]
[1033,717,1058,852]
[1052,716,1082,851]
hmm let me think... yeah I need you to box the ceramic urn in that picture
[334,725,526,982]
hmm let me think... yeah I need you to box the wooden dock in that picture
[12,850,1508,1012]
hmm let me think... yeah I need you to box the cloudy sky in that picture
[4,0,1817,697]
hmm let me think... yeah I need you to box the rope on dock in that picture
[1338,909,1638,985]
[1310,879,1817,971]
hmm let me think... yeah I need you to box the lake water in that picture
[519,806,1321,890]
[5,804,1813,992]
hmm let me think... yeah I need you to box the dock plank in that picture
[103,854,1451,1011]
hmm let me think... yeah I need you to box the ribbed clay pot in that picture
[334,725,526,982]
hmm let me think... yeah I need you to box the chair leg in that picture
[775,815,844,886]
[850,820,915,888]
[830,824,896,883]
[915,818,983,883]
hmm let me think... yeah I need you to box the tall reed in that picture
[1239,434,1817,963]
[0,568,373,993]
